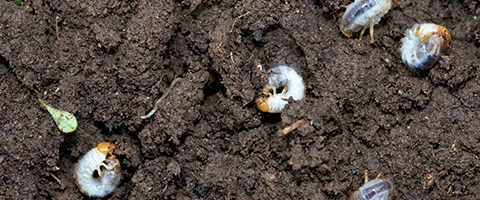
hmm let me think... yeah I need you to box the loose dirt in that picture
[1,0,479,199]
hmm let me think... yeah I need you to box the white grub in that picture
[255,65,305,113]
[74,142,121,197]
[350,170,394,200]
[401,23,452,71]
[340,0,392,43]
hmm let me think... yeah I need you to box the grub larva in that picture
[74,142,122,197]
[340,0,392,43]
[350,170,394,200]
[401,23,452,71]
[255,65,305,113]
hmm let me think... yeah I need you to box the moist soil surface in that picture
[1,0,480,199]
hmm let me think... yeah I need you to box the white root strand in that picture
[141,77,183,119]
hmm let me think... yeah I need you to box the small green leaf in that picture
[16,0,23,6]
[39,99,78,133]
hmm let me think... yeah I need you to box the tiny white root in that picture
[141,77,183,119]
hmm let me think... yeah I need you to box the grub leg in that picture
[96,166,105,177]
[375,172,383,179]
[100,159,119,171]
[363,170,369,183]
[369,22,375,43]
[359,26,368,42]
[281,86,288,95]
[265,85,277,95]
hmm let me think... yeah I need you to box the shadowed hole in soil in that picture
[0,56,13,83]
[0,55,8,68]
[201,70,227,121]
[259,112,282,123]
[203,70,227,98]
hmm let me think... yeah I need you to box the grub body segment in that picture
[401,23,451,70]
[255,65,305,113]
[74,142,121,197]
[340,0,392,43]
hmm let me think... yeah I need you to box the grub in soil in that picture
[0,0,479,199]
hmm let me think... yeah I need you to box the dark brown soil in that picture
[1,0,479,199]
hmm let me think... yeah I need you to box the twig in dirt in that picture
[230,52,235,64]
[140,77,183,119]
[55,16,60,40]
[230,11,251,32]
[162,184,168,193]
[277,119,309,136]
[49,172,64,189]
[32,36,42,44]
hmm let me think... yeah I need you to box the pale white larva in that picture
[401,23,452,71]
[350,171,395,200]
[74,142,122,197]
[255,65,305,113]
[340,0,392,43]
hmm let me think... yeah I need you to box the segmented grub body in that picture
[74,142,121,197]
[350,171,394,200]
[340,0,392,43]
[401,23,452,70]
[350,179,394,200]
[255,65,305,113]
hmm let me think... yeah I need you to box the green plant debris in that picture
[38,99,78,133]
[16,0,23,6]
